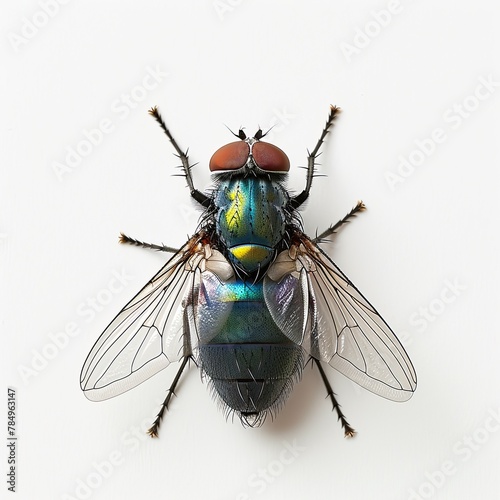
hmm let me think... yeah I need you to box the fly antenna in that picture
[225,124,247,140]
[254,124,275,140]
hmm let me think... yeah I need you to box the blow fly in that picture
[81,106,416,437]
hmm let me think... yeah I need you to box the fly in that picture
[80,105,417,438]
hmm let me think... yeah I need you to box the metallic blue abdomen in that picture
[198,280,303,425]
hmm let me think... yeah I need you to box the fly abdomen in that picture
[197,280,303,425]
[199,343,303,425]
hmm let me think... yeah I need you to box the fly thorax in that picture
[215,177,287,273]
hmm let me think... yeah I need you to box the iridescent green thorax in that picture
[214,176,288,273]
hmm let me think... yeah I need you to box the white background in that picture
[2,1,499,499]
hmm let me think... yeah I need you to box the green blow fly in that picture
[81,106,417,437]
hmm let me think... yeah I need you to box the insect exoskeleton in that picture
[81,105,416,438]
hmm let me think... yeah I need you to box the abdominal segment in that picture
[197,282,303,425]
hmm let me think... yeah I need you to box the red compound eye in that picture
[252,142,290,172]
[209,141,250,171]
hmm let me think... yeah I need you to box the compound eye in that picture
[252,142,290,172]
[209,141,250,171]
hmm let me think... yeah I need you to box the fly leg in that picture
[313,201,366,243]
[149,106,210,208]
[290,105,341,209]
[119,232,179,253]
[148,291,195,437]
[312,358,356,438]
[147,356,192,437]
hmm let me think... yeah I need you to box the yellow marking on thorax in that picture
[225,187,245,230]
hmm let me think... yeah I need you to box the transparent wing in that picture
[80,234,234,401]
[264,236,417,402]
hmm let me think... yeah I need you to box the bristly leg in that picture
[313,200,366,243]
[148,356,192,438]
[312,357,356,438]
[148,106,210,207]
[119,232,178,253]
[290,105,341,209]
